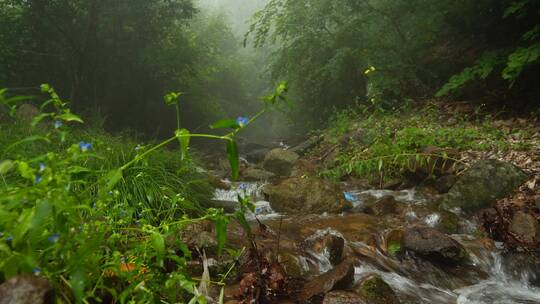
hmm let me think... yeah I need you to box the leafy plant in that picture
[0,82,289,303]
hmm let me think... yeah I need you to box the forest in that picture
[0,0,539,303]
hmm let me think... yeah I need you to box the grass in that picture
[318,102,537,181]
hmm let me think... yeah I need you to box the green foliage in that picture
[0,83,288,302]
[438,0,540,96]
[320,103,518,181]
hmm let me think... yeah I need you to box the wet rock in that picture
[383,229,404,256]
[441,160,527,213]
[277,252,308,279]
[355,273,400,304]
[435,211,461,234]
[382,179,403,190]
[0,275,53,304]
[262,148,299,176]
[299,258,356,301]
[323,291,369,304]
[267,177,352,214]
[289,135,323,156]
[301,229,345,266]
[402,227,467,265]
[434,175,458,193]
[207,174,230,190]
[365,195,401,216]
[241,167,276,181]
[206,200,237,213]
[245,148,269,164]
[509,211,540,244]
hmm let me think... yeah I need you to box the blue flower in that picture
[35,175,43,184]
[238,183,248,190]
[6,235,13,242]
[32,267,41,275]
[54,120,62,129]
[39,163,46,172]
[78,141,92,152]
[48,233,60,243]
[236,116,249,127]
[343,192,356,203]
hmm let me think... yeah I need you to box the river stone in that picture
[16,103,40,122]
[301,229,345,266]
[262,148,299,176]
[364,195,401,216]
[441,160,527,213]
[277,252,308,279]
[299,258,356,301]
[402,227,467,265]
[323,291,369,304]
[0,275,53,304]
[241,167,276,181]
[267,177,353,214]
[355,273,400,304]
[509,211,540,244]
[245,148,269,164]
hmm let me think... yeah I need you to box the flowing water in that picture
[215,182,540,303]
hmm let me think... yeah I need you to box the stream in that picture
[214,181,540,303]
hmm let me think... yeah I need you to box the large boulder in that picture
[262,148,299,176]
[0,275,53,304]
[355,274,400,304]
[266,177,353,214]
[402,227,467,265]
[441,160,528,213]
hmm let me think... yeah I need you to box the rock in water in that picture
[262,148,299,177]
[267,177,352,214]
[402,227,467,265]
[323,291,369,304]
[0,275,53,304]
[441,160,527,213]
[241,167,276,181]
[301,229,345,266]
[299,258,356,301]
[509,211,540,244]
[355,274,400,304]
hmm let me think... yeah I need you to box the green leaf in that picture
[176,129,191,160]
[226,139,239,180]
[31,113,53,127]
[103,169,123,193]
[164,92,182,106]
[210,119,240,129]
[214,212,229,255]
[0,160,14,174]
[151,232,165,267]
[71,268,86,302]
[57,112,84,123]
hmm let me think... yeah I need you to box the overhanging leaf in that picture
[226,139,239,180]
[210,119,240,130]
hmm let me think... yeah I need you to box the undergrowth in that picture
[320,102,536,181]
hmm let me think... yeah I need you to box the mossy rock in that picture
[355,274,400,304]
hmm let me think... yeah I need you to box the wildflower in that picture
[6,235,13,241]
[39,163,46,172]
[35,175,43,184]
[238,183,248,191]
[48,232,60,243]
[32,268,42,275]
[236,116,249,127]
[54,120,62,129]
[78,141,92,152]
